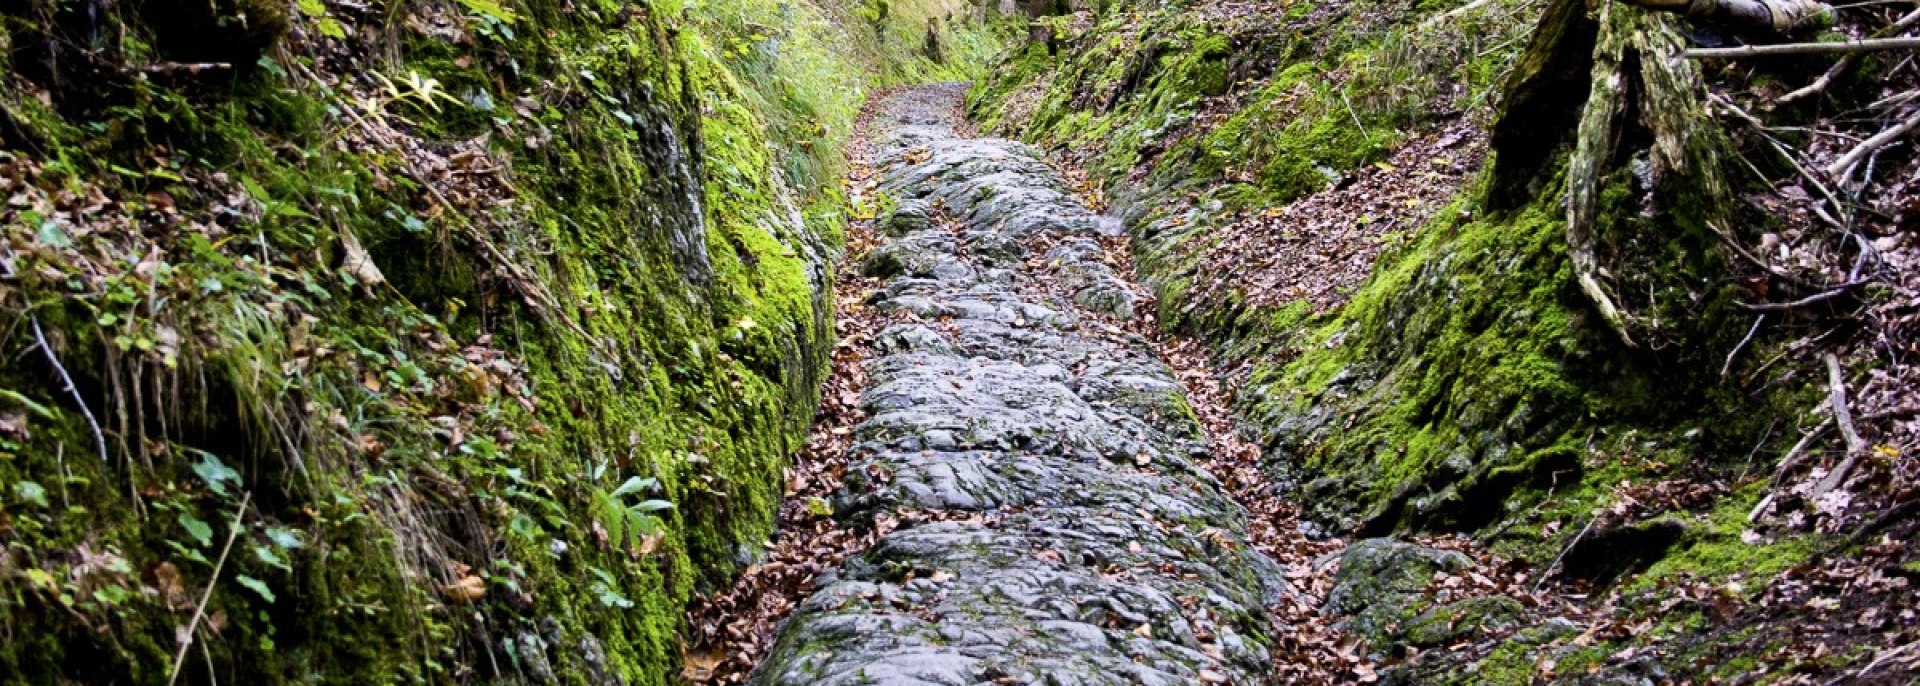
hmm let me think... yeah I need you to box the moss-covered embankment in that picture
[971,0,1842,674]
[0,0,1000,682]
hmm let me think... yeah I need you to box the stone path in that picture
[751,86,1292,685]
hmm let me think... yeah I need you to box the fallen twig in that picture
[1835,498,1920,551]
[1736,279,1872,311]
[1811,353,1867,498]
[0,252,110,465]
[1537,517,1598,589]
[1862,404,1920,420]
[1420,0,1501,28]
[167,492,251,686]
[30,315,110,465]
[1826,104,1920,182]
[1776,7,1920,104]
[1750,418,1833,522]
[1826,639,1920,685]
[1722,314,1767,377]
[1705,221,1819,289]
[1709,96,1850,225]
[140,62,233,74]
[1684,36,1920,59]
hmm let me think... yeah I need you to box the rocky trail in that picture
[759,82,1302,685]
[12,0,1920,682]
[694,74,1920,686]
[686,85,1427,685]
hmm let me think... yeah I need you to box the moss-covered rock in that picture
[0,1,1003,683]
[972,0,1851,678]
[1321,539,1472,648]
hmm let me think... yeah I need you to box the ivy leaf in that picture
[253,544,291,572]
[190,452,241,496]
[318,17,347,40]
[178,513,214,548]
[454,0,518,24]
[609,476,659,498]
[264,526,305,550]
[23,568,57,591]
[235,575,276,603]
[631,499,675,513]
[13,481,48,508]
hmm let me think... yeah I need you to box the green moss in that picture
[0,1,997,683]
[1634,483,1816,587]
[1243,195,1592,529]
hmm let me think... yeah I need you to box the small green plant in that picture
[589,474,675,554]
[370,71,464,115]
[457,0,517,41]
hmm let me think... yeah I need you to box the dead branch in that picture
[1826,104,1920,182]
[167,493,251,686]
[140,62,232,74]
[1862,404,1920,420]
[1708,95,1848,226]
[1684,36,1920,58]
[1722,314,1767,377]
[1812,353,1867,498]
[1827,639,1920,686]
[1706,221,1819,289]
[30,312,110,465]
[0,252,110,465]
[1735,278,1872,311]
[1776,7,1920,104]
[1749,417,1833,521]
[1421,0,1502,28]
[1537,517,1599,588]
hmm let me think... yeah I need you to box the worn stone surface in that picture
[754,85,1287,685]
[1317,539,1473,649]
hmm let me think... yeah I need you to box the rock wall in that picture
[0,1,1000,682]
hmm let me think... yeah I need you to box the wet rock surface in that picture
[754,85,1289,685]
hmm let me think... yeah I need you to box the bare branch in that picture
[1811,353,1866,498]
[1776,7,1920,104]
[1735,279,1872,311]
[29,316,111,465]
[1722,314,1767,377]
[168,493,252,686]
[1684,36,1920,58]
[0,252,110,465]
[1826,104,1920,182]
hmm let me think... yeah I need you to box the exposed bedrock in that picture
[754,86,1288,686]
